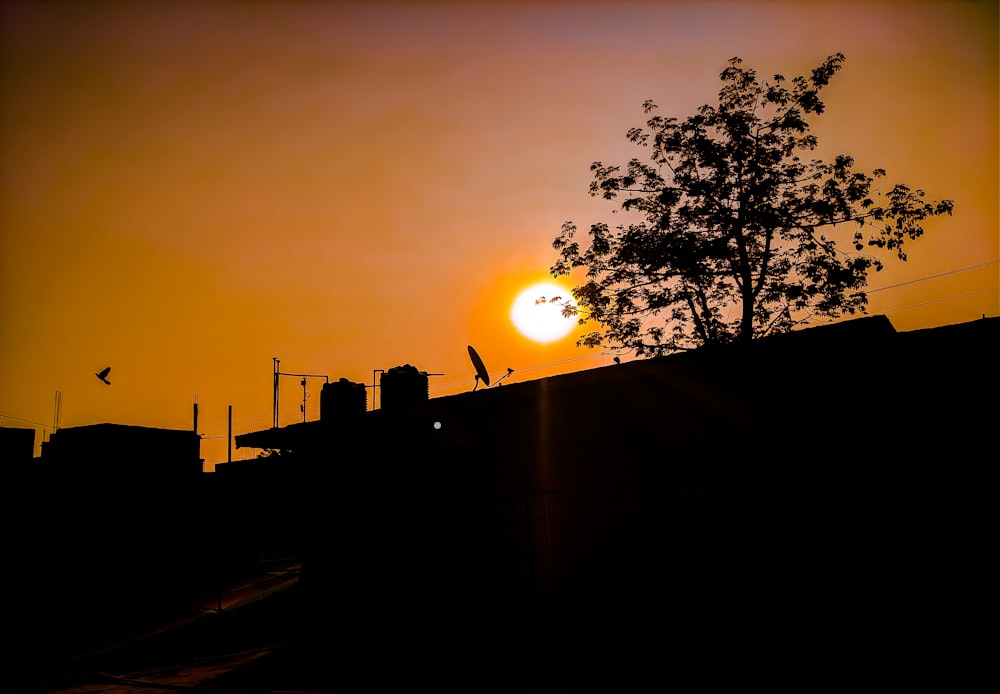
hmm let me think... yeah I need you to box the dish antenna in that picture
[467,345,513,391]
[468,345,490,391]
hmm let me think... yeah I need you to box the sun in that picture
[510,282,577,344]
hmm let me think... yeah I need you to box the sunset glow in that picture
[1,1,995,469]
[510,283,578,344]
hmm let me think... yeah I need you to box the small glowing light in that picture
[433,421,442,430]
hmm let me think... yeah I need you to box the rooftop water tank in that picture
[321,378,368,422]
[379,364,429,411]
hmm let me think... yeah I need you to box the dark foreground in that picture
[3,579,671,693]
[8,544,984,693]
[5,571,988,694]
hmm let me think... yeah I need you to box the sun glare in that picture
[510,282,577,344]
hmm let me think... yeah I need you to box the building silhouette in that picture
[3,314,994,676]
[0,425,35,464]
[234,314,997,657]
[40,422,202,477]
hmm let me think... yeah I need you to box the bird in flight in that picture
[96,366,112,385]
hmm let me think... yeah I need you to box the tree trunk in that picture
[740,292,754,343]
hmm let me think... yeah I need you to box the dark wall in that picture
[41,423,202,477]
[303,316,998,656]
[0,426,35,464]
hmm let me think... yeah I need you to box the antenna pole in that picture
[228,405,233,464]
[273,357,280,429]
[53,390,62,432]
[491,368,514,387]
[301,378,308,423]
[372,369,384,410]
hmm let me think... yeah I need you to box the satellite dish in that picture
[467,345,490,390]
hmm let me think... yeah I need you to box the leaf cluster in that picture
[552,54,953,355]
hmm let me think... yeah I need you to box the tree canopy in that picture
[551,53,954,355]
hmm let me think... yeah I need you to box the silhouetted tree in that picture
[551,53,954,355]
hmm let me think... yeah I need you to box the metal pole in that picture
[273,357,280,429]
[228,405,233,464]
[301,378,307,423]
[273,364,326,425]
[372,369,384,411]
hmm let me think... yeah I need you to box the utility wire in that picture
[881,287,997,314]
[212,270,996,428]
[429,351,623,396]
[0,415,52,430]
[25,261,998,458]
[867,259,998,294]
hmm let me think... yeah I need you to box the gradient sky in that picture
[2,0,997,468]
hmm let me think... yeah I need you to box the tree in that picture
[551,53,954,355]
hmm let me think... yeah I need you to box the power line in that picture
[429,351,625,396]
[0,415,52,430]
[28,259,997,459]
[867,259,998,294]
[881,287,997,314]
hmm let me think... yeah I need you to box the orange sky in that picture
[2,0,997,468]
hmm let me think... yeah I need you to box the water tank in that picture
[321,378,368,422]
[379,364,429,411]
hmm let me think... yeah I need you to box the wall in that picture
[300,316,998,657]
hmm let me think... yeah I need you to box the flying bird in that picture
[96,366,112,385]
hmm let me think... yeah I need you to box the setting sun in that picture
[510,282,577,344]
